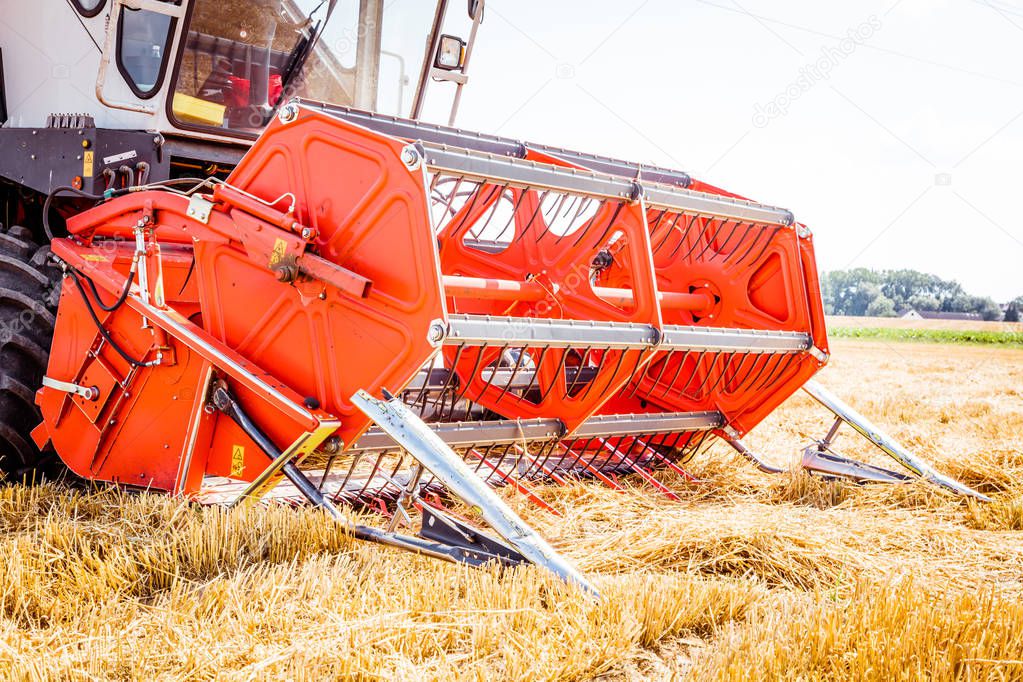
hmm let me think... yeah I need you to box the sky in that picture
[441,0,1023,302]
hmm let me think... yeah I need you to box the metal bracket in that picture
[42,376,98,401]
[186,195,214,224]
[801,380,989,501]
[801,445,912,485]
[351,389,600,597]
[420,505,527,565]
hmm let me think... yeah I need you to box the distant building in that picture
[898,308,982,321]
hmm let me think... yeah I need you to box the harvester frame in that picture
[0,0,987,595]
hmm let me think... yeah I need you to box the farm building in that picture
[898,309,983,321]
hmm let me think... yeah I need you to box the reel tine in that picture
[466,448,562,515]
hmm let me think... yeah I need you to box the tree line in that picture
[821,269,1021,321]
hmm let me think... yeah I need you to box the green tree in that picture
[821,269,882,315]
[907,293,940,312]
[1005,300,1021,323]
[821,268,1004,319]
[975,297,1003,322]
[866,294,897,317]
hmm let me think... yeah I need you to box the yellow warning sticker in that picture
[230,445,245,477]
[82,150,94,178]
[81,254,107,262]
[269,238,288,267]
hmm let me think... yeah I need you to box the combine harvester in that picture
[0,0,986,594]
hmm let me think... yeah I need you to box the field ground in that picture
[827,315,1023,332]
[826,316,1023,348]
[1,338,1022,680]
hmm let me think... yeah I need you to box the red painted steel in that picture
[32,103,828,501]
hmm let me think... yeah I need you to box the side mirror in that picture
[434,34,467,71]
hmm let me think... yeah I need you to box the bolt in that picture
[796,225,812,239]
[278,103,299,124]
[301,227,314,240]
[273,264,298,283]
[400,145,421,170]
[427,322,447,344]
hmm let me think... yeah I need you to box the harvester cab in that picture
[0,0,987,595]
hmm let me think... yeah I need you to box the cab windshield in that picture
[170,0,438,133]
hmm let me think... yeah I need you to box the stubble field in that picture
[1,337,1022,680]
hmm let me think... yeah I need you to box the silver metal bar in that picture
[173,364,215,497]
[351,410,721,453]
[418,142,794,227]
[462,238,510,254]
[420,143,638,201]
[572,411,722,438]
[660,325,811,354]
[352,390,600,597]
[419,143,795,230]
[298,100,693,187]
[802,380,990,501]
[125,293,316,427]
[444,314,658,349]
[352,417,563,452]
[527,144,692,188]
[442,314,811,355]
[353,0,384,110]
[643,185,794,227]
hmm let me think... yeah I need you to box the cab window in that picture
[168,0,438,135]
[169,0,348,132]
[71,0,106,17]
[117,1,180,98]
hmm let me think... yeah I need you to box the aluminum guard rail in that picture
[416,142,795,227]
[432,314,812,355]
[351,411,724,453]
[300,100,696,188]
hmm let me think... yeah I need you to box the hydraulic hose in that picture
[42,186,107,242]
[67,268,148,368]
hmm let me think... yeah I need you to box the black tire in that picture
[0,225,64,482]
